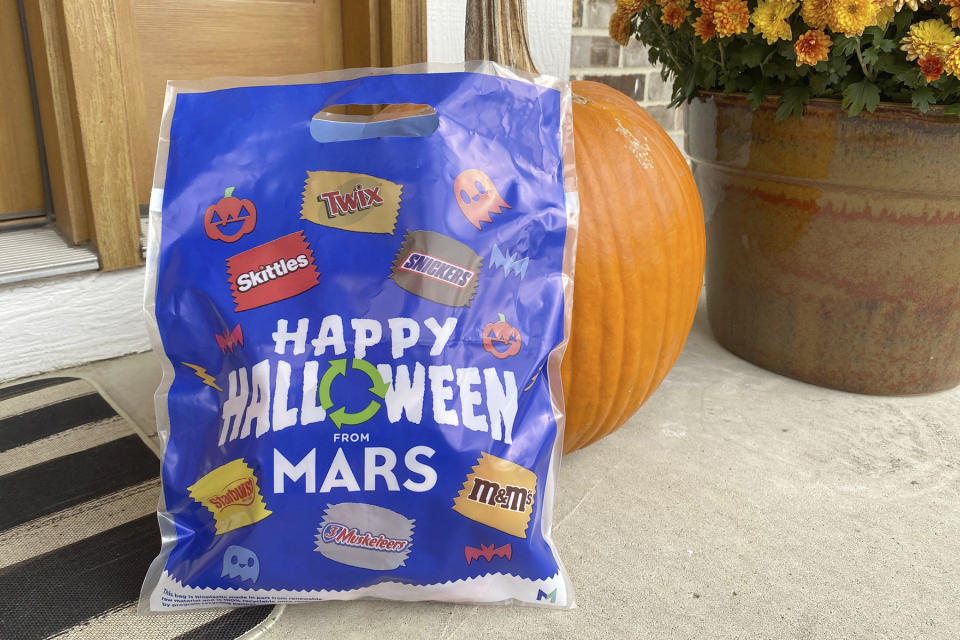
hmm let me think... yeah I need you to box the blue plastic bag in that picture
[141,62,578,610]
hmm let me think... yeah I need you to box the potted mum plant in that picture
[611,0,960,395]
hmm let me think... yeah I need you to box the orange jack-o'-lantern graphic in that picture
[453,169,511,230]
[204,187,257,243]
[482,313,522,359]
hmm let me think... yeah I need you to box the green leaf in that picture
[911,86,935,113]
[893,66,925,89]
[862,47,880,66]
[894,9,913,32]
[703,68,717,89]
[676,65,697,102]
[842,81,881,116]
[873,37,896,53]
[809,73,829,96]
[723,75,739,93]
[945,104,960,117]
[775,87,810,122]
[835,36,860,57]
[749,85,768,109]
[738,42,767,68]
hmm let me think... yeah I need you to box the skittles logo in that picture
[204,187,257,243]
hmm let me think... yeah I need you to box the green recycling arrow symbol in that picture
[317,357,387,429]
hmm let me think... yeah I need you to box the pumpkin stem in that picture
[498,312,506,322]
[224,186,236,198]
[464,0,539,74]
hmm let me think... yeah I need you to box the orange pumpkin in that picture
[462,1,705,452]
[203,186,257,243]
[482,313,523,359]
[559,81,706,453]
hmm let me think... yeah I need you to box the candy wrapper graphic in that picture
[188,459,272,535]
[390,229,482,307]
[226,231,320,311]
[141,63,577,611]
[452,452,536,538]
[314,503,414,570]
[300,170,403,234]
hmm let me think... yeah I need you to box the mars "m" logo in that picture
[536,588,557,603]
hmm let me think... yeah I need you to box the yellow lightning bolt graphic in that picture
[181,362,223,391]
[523,365,544,392]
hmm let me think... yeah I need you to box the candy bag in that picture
[140,62,578,611]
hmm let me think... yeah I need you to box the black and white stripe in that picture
[0,377,276,639]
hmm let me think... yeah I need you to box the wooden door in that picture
[22,0,424,270]
[130,0,345,206]
[0,2,45,219]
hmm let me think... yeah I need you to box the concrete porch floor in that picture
[44,299,960,639]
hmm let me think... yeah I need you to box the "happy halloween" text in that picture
[217,315,520,447]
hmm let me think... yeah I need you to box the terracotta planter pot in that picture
[687,93,960,395]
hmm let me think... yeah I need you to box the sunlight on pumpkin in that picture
[560,81,705,454]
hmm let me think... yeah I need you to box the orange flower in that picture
[946,1,960,29]
[829,0,878,37]
[694,13,718,40]
[662,0,691,27]
[901,19,956,61]
[609,7,633,45]
[713,0,750,37]
[751,0,799,45]
[945,42,960,77]
[917,55,944,82]
[694,0,716,39]
[794,29,832,66]
[617,0,650,13]
[800,0,831,29]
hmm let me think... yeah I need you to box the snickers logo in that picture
[390,230,482,307]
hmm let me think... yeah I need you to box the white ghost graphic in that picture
[221,545,259,583]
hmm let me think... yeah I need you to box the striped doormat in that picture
[0,377,278,639]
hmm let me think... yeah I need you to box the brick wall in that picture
[570,0,685,150]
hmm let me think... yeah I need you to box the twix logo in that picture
[319,184,384,218]
[301,171,402,234]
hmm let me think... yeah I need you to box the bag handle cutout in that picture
[310,103,439,143]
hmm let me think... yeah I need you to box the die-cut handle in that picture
[310,103,439,143]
